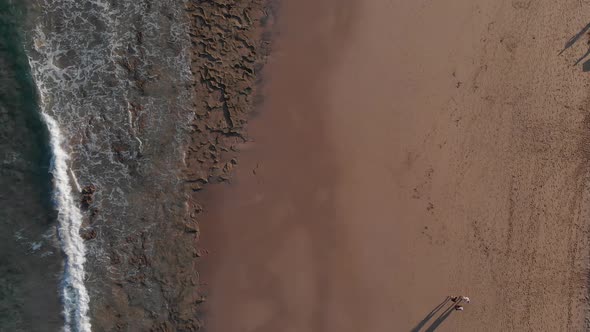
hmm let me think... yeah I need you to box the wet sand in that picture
[202,0,590,331]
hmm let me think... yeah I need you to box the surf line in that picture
[41,113,91,332]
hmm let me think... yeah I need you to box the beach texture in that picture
[200,0,590,331]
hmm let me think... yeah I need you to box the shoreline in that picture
[197,1,365,330]
[180,0,276,329]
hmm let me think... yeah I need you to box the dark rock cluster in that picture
[80,184,96,210]
[80,229,97,241]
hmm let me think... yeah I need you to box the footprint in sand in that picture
[512,0,532,9]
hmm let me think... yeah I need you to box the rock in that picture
[81,229,97,240]
[184,222,199,233]
[80,184,96,209]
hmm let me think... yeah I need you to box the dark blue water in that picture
[0,1,64,331]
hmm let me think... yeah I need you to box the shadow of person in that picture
[560,22,590,70]
[410,297,450,332]
[424,305,456,332]
[559,22,590,55]
[574,48,590,67]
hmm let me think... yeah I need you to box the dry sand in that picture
[201,0,590,331]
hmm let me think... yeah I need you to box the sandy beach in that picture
[199,0,590,331]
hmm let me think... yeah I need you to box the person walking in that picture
[450,295,470,304]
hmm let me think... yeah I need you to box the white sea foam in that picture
[24,0,195,329]
[69,168,82,194]
[42,113,91,332]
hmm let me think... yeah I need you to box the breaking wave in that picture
[41,113,91,332]
[24,0,195,329]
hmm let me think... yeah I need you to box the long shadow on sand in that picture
[424,304,456,332]
[559,22,590,71]
[410,297,450,332]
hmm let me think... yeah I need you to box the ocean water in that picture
[0,1,63,331]
[0,0,195,330]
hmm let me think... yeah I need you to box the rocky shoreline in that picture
[83,1,274,331]
[183,0,273,190]
[179,1,275,326]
